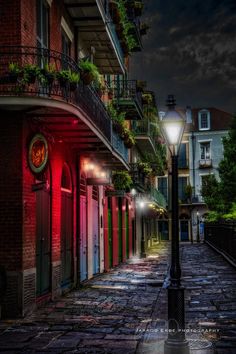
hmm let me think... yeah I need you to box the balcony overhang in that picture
[135,135,157,155]
[0,96,129,170]
[64,0,126,74]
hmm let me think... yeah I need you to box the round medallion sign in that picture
[28,134,48,173]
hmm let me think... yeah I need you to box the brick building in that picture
[0,0,166,318]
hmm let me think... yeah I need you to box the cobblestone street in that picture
[0,243,236,354]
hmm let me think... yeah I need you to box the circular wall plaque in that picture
[28,134,48,173]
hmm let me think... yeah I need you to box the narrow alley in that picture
[0,243,236,354]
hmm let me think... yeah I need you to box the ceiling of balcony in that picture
[64,0,125,74]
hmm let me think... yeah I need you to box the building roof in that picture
[189,107,233,132]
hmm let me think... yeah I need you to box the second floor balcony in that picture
[64,0,126,74]
[132,120,158,155]
[110,79,143,120]
[0,45,129,168]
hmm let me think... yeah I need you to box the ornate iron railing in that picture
[133,120,158,150]
[0,46,111,142]
[149,188,167,209]
[112,131,129,163]
[205,221,236,262]
[110,79,143,111]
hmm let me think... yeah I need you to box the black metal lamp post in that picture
[160,95,190,354]
[197,211,200,243]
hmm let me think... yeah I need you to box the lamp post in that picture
[197,211,200,243]
[160,95,189,354]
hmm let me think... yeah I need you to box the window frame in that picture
[198,110,210,131]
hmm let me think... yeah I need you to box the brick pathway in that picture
[0,242,236,354]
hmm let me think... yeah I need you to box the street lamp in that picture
[197,210,200,243]
[160,95,189,354]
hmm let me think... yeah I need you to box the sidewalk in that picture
[0,242,236,354]
[0,243,170,354]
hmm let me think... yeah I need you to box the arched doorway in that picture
[180,213,190,241]
[60,163,73,287]
[92,186,99,275]
[35,170,51,297]
[80,174,87,281]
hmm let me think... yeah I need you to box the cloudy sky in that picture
[130,0,236,113]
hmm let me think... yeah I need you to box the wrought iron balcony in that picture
[148,188,167,209]
[110,80,143,120]
[132,120,158,154]
[0,46,111,142]
[130,163,150,192]
[64,0,125,74]
[199,159,212,168]
[112,131,129,164]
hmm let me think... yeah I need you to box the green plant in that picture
[107,103,126,135]
[142,93,153,104]
[23,64,40,84]
[79,60,100,84]
[137,161,152,176]
[112,170,132,191]
[56,69,70,87]
[8,62,21,75]
[122,128,136,148]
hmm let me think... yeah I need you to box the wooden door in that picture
[36,186,51,296]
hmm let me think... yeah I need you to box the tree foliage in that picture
[202,114,236,219]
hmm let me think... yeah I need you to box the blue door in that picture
[80,196,87,281]
[159,221,169,240]
[180,220,189,241]
[92,187,99,275]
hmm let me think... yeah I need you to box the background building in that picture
[158,106,233,241]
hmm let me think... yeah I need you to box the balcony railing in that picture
[0,46,111,142]
[130,163,150,192]
[110,80,143,119]
[205,221,236,262]
[112,131,129,163]
[133,120,158,149]
[199,159,212,168]
[149,188,167,209]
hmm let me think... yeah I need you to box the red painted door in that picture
[92,187,99,275]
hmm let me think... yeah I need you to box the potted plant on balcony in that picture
[79,60,100,85]
[8,62,22,83]
[56,69,70,88]
[107,103,125,135]
[42,63,56,86]
[123,129,136,148]
[112,170,132,192]
[137,161,152,176]
[67,70,80,91]
[142,93,153,104]
[23,64,40,84]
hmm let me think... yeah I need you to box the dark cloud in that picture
[130,0,236,113]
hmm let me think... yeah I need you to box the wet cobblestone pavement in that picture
[0,243,236,354]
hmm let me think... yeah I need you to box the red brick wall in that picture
[0,114,23,271]
[0,0,21,46]
[21,0,36,47]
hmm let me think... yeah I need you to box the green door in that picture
[108,198,113,268]
[61,191,73,286]
[36,186,51,296]
[126,201,129,259]
[118,198,122,263]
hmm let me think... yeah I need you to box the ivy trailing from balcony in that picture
[113,0,139,53]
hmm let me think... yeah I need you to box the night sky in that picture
[130,0,236,114]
